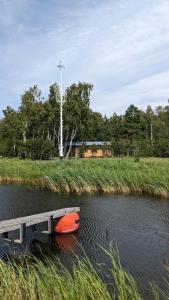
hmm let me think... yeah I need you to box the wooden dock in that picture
[0,207,80,244]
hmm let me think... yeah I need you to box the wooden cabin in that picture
[70,141,112,158]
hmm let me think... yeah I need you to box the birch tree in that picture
[19,85,42,143]
[44,83,60,146]
[63,82,93,158]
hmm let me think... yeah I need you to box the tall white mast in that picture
[57,61,64,159]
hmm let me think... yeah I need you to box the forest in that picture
[0,82,169,159]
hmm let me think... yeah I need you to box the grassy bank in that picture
[0,249,166,300]
[0,157,169,198]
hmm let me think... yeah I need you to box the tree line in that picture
[0,82,169,159]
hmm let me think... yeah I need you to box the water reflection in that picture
[30,233,77,257]
[54,234,77,253]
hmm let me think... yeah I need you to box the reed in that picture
[0,248,164,300]
[0,248,168,300]
[0,157,169,198]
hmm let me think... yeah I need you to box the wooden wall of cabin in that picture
[70,147,112,158]
[82,148,112,158]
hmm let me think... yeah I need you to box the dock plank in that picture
[0,207,80,234]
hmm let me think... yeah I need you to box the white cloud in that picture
[93,70,169,115]
[0,0,169,116]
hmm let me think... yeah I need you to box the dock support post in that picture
[20,223,26,243]
[48,216,53,234]
[15,223,26,244]
[42,216,54,234]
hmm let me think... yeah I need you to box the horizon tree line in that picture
[0,82,168,159]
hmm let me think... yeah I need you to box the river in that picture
[0,184,169,295]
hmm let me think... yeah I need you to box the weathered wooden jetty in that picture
[0,207,80,244]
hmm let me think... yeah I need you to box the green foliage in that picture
[0,158,168,198]
[79,144,86,157]
[0,248,169,299]
[134,156,140,163]
[17,139,55,160]
[0,82,169,159]
[0,82,93,159]
[18,141,30,159]
[64,82,93,158]
[109,105,169,157]
[29,139,42,159]
[0,139,11,156]
[40,140,56,160]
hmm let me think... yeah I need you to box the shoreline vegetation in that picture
[0,248,168,300]
[0,157,168,198]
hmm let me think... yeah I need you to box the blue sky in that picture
[1,0,169,116]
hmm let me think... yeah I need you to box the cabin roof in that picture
[71,141,111,147]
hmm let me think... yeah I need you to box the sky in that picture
[0,0,169,116]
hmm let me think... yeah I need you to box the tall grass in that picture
[0,248,163,300]
[0,248,168,300]
[0,157,169,198]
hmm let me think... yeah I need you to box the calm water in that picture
[0,184,169,295]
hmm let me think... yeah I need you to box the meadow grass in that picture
[0,157,168,198]
[0,248,166,300]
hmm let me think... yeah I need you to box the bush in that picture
[134,156,140,162]
[0,140,11,156]
[18,139,55,160]
[18,141,31,159]
[29,139,41,159]
[40,140,55,160]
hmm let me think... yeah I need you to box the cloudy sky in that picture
[0,0,169,116]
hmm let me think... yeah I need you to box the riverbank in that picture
[0,157,168,198]
[0,249,165,300]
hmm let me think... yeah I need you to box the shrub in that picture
[18,139,55,160]
[40,140,55,160]
[0,140,11,156]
